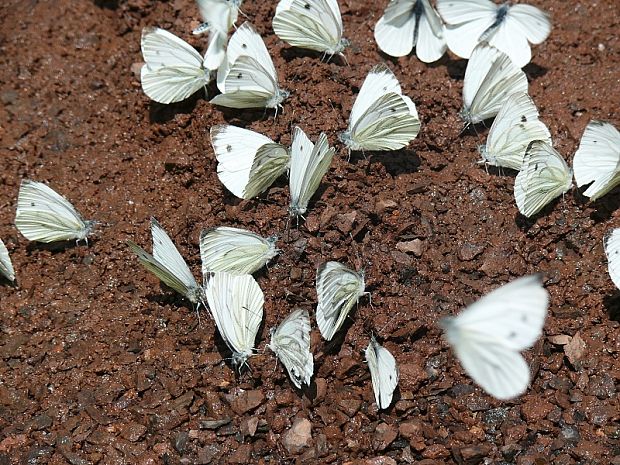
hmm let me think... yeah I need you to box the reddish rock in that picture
[282,418,312,454]
[372,423,398,451]
[230,390,264,415]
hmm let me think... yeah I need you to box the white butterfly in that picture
[339,65,421,152]
[200,226,279,275]
[436,0,551,68]
[211,22,289,110]
[210,125,290,199]
[289,126,335,218]
[479,92,551,171]
[267,308,314,388]
[573,121,620,201]
[193,1,243,70]
[366,336,399,409]
[140,27,211,104]
[604,229,620,290]
[0,239,15,282]
[15,180,95,244]
[128,218,204,305]
[460,43,528,125]
[514,140,573,218]
[374,0,446,63]
[315,261,366,341]
[441,274,548,400]
[272,0,349,57]
[204,272,264,369]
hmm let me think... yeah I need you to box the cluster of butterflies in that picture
[2,0,619,411]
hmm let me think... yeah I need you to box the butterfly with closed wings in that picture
[460,43,528,125]
[315,261,366,341]
[0,239,15,282]
[514,140,573,218]
[15,180,95,244]
[366,335,399,410]
[273,0,349,58]
[204,272,264,369]
[573,121,620,201]
[441,274,549,400]
[604,229,620,290]
[436,0,551,68]
[374,0,446,63]
[267,308,314,388]
[200,226,279,275]
[288,126,335,219]
[128,218,205,306]
[479,92,552,171]
[140,27,212,104]
[210,125,290,199]
[340,65,421,152]
[211,22,289,111]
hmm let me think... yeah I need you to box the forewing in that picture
[416,3,447,63]
[349,66,402,130]
[244,143,291,198]
[374,0,417,57]
[605,229,620,290]
[141,27,204,68]
[199,226,277,275]
[514,141,573,217]
[488,17,531,68]
[508,4,551,45]
[436,0,496,59]
[15,180,89,242]
[221,22,276,84]
[0,239,15,282]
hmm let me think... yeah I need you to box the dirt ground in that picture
[0,0,619,463]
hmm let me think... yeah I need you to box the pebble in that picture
[228,444,252,463]
[230,390,264,415]
[282,418,312,454]
[458,242,485,261]
[396,239,424,257]
[240,417,259,437]
[372,423,397,451]
[564,332,586,367]
[199,418,231,430]
[120,422,147,442]
[521,398,554,422]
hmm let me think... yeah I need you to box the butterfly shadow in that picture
[148,93,203,124]
[444,57,468,81]
[219,106,278,125]
[350,149,421,177]
[602,293,620,322]
[279,47,347,66]
[24,238,97,254]
[0,276,17,288]
[145,290,197,315]
[585,189,620,224]
[514,196,565,232]
[523,62,548,81]
[319,307,359,357]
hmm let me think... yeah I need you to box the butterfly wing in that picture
[205,272,264,366]
[268,308,314,388]
[573,121,620,201]
[442,274,548,399]
[200,226,278,275]
[273,0,346,55]
[244,143,291,198]
[197,0,240,31]
[514,141,573,217]
[140,27,208,104]
[0,239,15,282]
[288,127,335,217]
[508,4,551,45]
[374,0,418,58]
[366,336,399,409]
[462,44,528,124]
[15,180,91,243]
[436,0,497,59]
[415,0,447,63]
[604,229,620,290]
[315,261,365,341]
[481,92,551,170]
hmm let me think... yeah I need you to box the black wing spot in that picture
[242,43,247,49]
[30,202,35,206]
[226,144,232,152]
[509,331,517,339]
[237,73,243,79]
[300,145,304,151]
[382,86,387,91]
[304,2,311,9]
[521,115,527,122]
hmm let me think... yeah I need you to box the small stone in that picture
[120,423,147,442]
[131,62,144,77]
[548,334,571,345]
[458,242,485,261]
[363,457,397,465]
[335,211,357,234]
[375,199,398,214]
[240,417,259,437]
[396,239,424,257]
[228,444,252,464]
[454,444,491,464]
[521,398,553,422]
[199,418,231,429]
[372,423,397,451]
[282,418,312,454]
[338,398,362,417]
[231,390,264,415]
[564,332,586,367]
[173,432,188,454]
